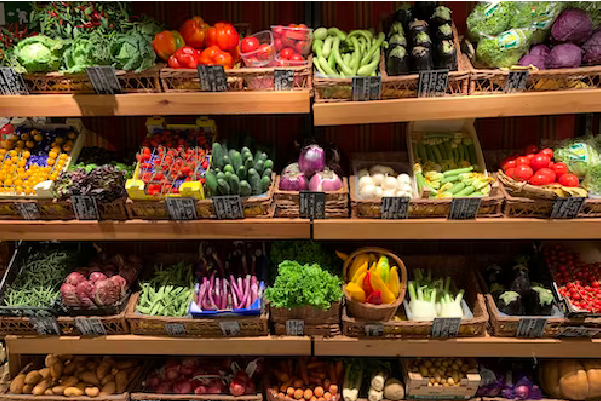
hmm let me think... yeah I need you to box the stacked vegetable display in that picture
[406,269,465,321]
[135,262,193,317]
[343,252,401,306]
[356,165,413,198]
[343,359,405,401]
[477,359,542,399]
[279,145,342,192]
[268,358,340,401]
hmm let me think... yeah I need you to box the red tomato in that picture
[214,51,233,69]
[274,38,283,51]
[559,173,580,187]
[272,25,284,38]
[275,59,288,66]
[513,165,534,181]
[529,171,553,186]
[526,154,536,164]
[201,45,221,62]
[168,54,181,69]
[552,162,569,177]
[537,167,556,183]
[540,148,553,158]
[525,145,539,154]
[206,23,239,51]
[531,154,551,170]
[240,37,259,53]
[295,40,308,54]
[256,44,273,60]
[505,167,516,178]
[289,53,305,62]
[280,47,295,59]
[502,160,517,170]
[515,156,529,166]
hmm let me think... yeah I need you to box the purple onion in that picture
[308,169,342,191]
[529,385,542,400]
[279,171,307,191]
[515,385,529,400]
[298,144,325,177]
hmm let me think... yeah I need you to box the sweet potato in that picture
[63,387,83,397]
[10,374,26,394]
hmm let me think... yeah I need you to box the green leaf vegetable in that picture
[62,30,111,73]
[110,30,155,72]
[12,35,67,73]
[467,1,514,40]
[269,241,342,280]
[264,260,342,310]
[136,262,193,317]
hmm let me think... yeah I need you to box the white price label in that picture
[219,321,241,336]
[286,320,304,336]
[165,323,185,336]
[75,317,106,336]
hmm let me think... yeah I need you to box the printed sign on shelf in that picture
[166,197,197,220]
[380,196,410,219]
[418,69,449,97]
[352,76,381,101]
[299,191,326,219]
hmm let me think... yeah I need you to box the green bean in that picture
[135,262,193,317]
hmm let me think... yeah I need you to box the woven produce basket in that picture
[270,301,341,336]
[342,255,488,338]
[267,388,339,401]
[343,247,406,322]
[54,198,129,221]
[23,67,161,94]
[274,176,349,218]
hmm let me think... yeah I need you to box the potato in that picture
[52,385,65,395]
[128,366,142,381]
[10,374,26,394]
[101,381,115,395]
[61,376,78,388]
[63,363,76,376]
[38,368,51,380]
[50,361,63,381]
[80,372,99,385]
[64,387,83,397]
[33,379,50,395]
[76,382,89,392]
[86,361,98,371]
[110,368,119,376]
[22,384,34,394]
[115,371,127,393]
[85,387,100,397]
[115,361,135,370]
[45,355,58,369]
[74,367,86,377]
[101,374,114,385]
[44,389,53,395]
[96,363,111,381]
[25,371,42,385]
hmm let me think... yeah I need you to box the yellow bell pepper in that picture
[348,254,370,280]
[371,272,396,304]
[355,271,368,287]
[346,282,366,302]
[351,262,368,283]
[368,261,377,275]
[388,266,400,298]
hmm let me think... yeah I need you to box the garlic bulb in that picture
[370,165,396,176]
[372,173,385,186]
[382,189,396,197]
[382,176,398,191]
[359,176,374,188]
[397,173,411,186]
[375,186,383,197]
[358,168,370,179]
[360,184,376,198]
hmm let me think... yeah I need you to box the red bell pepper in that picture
[171,46,202,69]
[179,17,209,49]
[363,271,374,295]
[153,30,185,60]
[206,22,239,51]
[366,290,382,305]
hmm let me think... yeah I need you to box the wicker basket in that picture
[273,176,349,218]
[266,388,339,401]
[343,247,406,322]
[160,62,311,93]
[270,301,341,337]
[23,67,161,94]
[402,358,481,400]
[55,198,129,221]
[342,255,488,338]
[126,293,269,337]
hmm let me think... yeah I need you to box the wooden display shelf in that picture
[313,90,601,125]
[0,219,311,240]
[4,335,311,355]
[0,91,311,117]
[313,218,601,240]
[314,335,601,358]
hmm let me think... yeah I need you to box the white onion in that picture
[360,184,376,198]
[375,186,383,197]
[401,183,413,192]
[397,173,411,186]
[359,176,374,188]
[358,169,370,179]
[382,176,398,191]
[372,173,385,186]
[382,189,396,197]
[396,190,411,197]
[370,165,396,176]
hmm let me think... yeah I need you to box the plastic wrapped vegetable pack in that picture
[467,2,515,40]
[476,29,533,69]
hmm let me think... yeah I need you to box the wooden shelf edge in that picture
[314,336,601,358]
[0,91,311,117]
[0,219,311,240]
[313,90,601,125]
[4,335,312,355]
[313,218,601,240]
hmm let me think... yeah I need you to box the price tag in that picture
[274,69,294,91]
[71,195,99,220]
[17,202,40,220]
[448,197,481,220]
[431,317,461,337]
[31,316,60,335]
[365,324,384,336]
[286,320,304,336]
[165,323,185,336]
[560,326,601,337]
[516,317,547,337]
[380,196,410,219]
[550,197,585,219]
[504,70,529,93]
[86,66,121,94]
[219,321,241,336]
[0,67,28,94]
[418,69,449,97]
[212,195,244,219]
[198,65,227,92]
[352,76,381,101]
[166,197,197,220]
[299,191,326,219]
[75,317,106,336]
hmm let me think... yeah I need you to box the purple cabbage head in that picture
[530,45,551,57]
[551,9,593,43]
[547,43,582,69]
[519,53,547,69]
[583,29,601,65]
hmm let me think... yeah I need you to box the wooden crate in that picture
[274,176,349,218]
[270,301,341,337]
[402,358,481,400]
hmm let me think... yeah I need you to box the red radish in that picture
[109,275,127,296]
[515,156,530,166]
[93,279,121,306]
[156,382,173,393]
[230,381,245,396]
[540,148,553,158]
[65,272,86,286]
[173,380,193,394]
[537,167,556,182]
[194,386,207,394]
[531,154,551,170]
[559,173,580,187]
[75,281,94,306]
[61,283,79,306]
[207,379,224,394]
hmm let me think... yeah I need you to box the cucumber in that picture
[217,178,230,195]
[239,180,252,197]
[223,164,235,174]
[216,172,226,182]
[424,144,434,162]
[228,174,240,195]
[237,166,247,181]
[467,144,477,165]
[212,143,224,169]
[245,157,254,170]
[260,176,271,193]
[449,182,466,194]
[470,191,483,197]
[231,150,242,171]
[262,168,272,179]
[458,144,466,162]
[443,166,473,177]
[413,143,420,162]
[256,160,264,176]
[248,168,261,196]
[432,145,442,164]
[417,143,427,163]
[263,159,274,171]
[204,170,218,196]
[438,143,448,161]
[222,155,231,166]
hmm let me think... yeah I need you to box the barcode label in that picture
[219,321,241,336]
[17,202,40,220]
[550,197,585,219]
[31,316,60,335]
[75,317,106,336]
[504,70,529,93]
[71,196,99,220]
[286,320,304,336]
[418,69,449,97]
[212,195,244,219]
[0,67,28,94]
[431,317,461,337]
[198,65,227,92]
[86,66,121,94]
[380,196,410,219]
[448,197,481,220]
[166,197,197,220]
[516,317,547,337]
[299,191,326,219]
[352,76,381,101]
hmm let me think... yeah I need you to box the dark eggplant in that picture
[412,46,432,72]
[387,46,409,76]
[388,22,404,38]
[435,23,454,41]
[389,34,408,49]
[499,291,522,315]
[414,1,437,21]
[436,40,457,70]
[413,31,432,49]
[431,6,452,26]
[408,18,428,42]
[393,5,414,29]
[533,287,554,316]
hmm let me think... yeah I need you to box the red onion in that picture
[109,275,127,296]
[173,380,193,394]
[156,382,173,393]
[75,281,94,306]
[515,385,529,400]
[279,172,308,191]
[65,272,86,287]
[298,144,325,177]
[308,169,342,191]
[89,271,107,283]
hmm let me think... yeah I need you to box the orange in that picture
[49,151,57,158]
[22,151,30,158]
[15,186,23,192]
[8,150,16,158]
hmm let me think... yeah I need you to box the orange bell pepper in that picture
[153,30,185,60]
[206,22,239,51]
[179,17,209,49]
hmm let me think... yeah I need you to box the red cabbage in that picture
[547,43,582,68]
[583,29,601,64]
[308,169,342,192]
[515,385,529,400]
[551,9,593,43]
[530,45,551,57]
[519,53,547,69]
[298,145,325,177]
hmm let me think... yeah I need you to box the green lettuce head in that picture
[110,31,155,72]
[15,35,67,73]
[62,31,111,73]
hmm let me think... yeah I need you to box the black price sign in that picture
[274,69,294,91]
[71,196,99,220]
[431,317,461,337]
[380,196,410,219]
[365,324,384,336]
[516,317,547,337]
[286,320,304,336]
[418,69,449,97]
[448,197,481,220]
[504,70,529,93]
[198,65,227,92]
[299,191,326,219]
[550,197,585,219]
[212,195,244,219]
[75,317,106,336]
[560,326,601,337]
[165,323,185,336]
[219,321,241,336]
[166,197,197,220]
[86,66,121,94]
[17,202,40,220]
[352,76,381,101]
[0,67,28,94]
[31,316,60,335]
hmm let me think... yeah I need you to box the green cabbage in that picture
[476,29,533,68]
[555,139,600,178]
[110,31,155,72]
[14,35,67,73]
[62,31,111,73]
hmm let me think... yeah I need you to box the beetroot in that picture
[165,361,180,381]
[173,380,193,394]
[145,372,160,389]
[93,279,121,306]
[75,281,94,306]
[207,379,224,394]
[109,275,127,296]
[229,381,244,396]
[61,283,79,306]
[194,386,207,394]
[65,272,86,287]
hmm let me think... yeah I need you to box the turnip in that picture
[65,272,86,287]
[207,379,224,394]
[75,280,94,306]
[93,279,121,306]
[194,386,207,394]
[89,271,107,283]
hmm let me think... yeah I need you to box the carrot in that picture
[298,359,309,385]
[335,361,343,383]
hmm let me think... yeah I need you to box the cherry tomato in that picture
[280,47,295,59]
[240,37,260,53]
[551,162,569,178]
[274,38,283,51]
[525,145,539,154]
[559,173,580,187]
[537,167,556,183]
[515,156,529,166]
[502,160,517,170]
[256,44,273,60]
[289,53,305,62]
[513,165,534,181]
[272,25,284,38]
[540,148,553,158]
[295,40,308,54]
[530,154,551,170]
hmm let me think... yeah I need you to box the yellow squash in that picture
[388,266,400,298]
[351,262,368,283]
